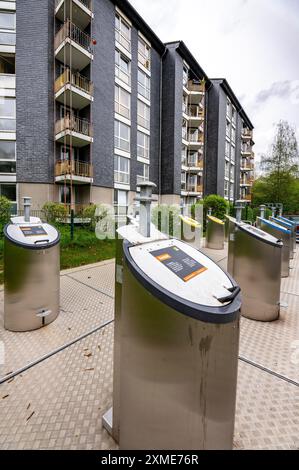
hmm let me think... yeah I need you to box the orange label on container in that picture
[183,267,207,282]
[155,253,172,262]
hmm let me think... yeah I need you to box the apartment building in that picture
[0,0,254,213]
[0,1,16,212]
[161,41,210,206]
[205,79,254,202]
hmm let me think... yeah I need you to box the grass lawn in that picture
[0,225,116,285]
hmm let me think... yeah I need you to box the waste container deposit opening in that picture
[150,246,207,282]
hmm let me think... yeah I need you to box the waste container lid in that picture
[207,215,225,225]
[4,222,60,249]
[238,224,283,246]
[124,238,241,323]
[271,217,293,228]
[258,217,291,234]
[278,216,296,226]
[179,215,201,228]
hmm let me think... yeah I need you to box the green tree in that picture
[253,120,299,213]
[0,196,12,236]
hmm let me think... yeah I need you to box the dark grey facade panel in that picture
[161,44,183,196]
[217,86,227,197]
[129,27,138,190]
[234,114,242,200]
[148,47,161,193]
[205,83,220,196]
[92,0,115,188]
[16,0,55,184]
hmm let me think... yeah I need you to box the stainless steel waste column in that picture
[225,215,238,275]
[118,237,241,450]
[206,215,225,250]
[273,216,296,254]
[258,217,291,278]
[4,198,60,332]
[229,224,282,321]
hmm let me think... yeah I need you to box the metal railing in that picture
[55,116,93,137]
[185,184,203,193]
[54,19,92,53]
[188,105,204,119]
[55,0,92,8]
[115,101,130,119]
[55,160,93,178]
[115,64,131,85]
[188,80,205,93]
[188,159,203,169]
[55,68,93,95]
[188,132,204,143]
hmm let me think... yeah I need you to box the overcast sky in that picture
[130,0,299,163]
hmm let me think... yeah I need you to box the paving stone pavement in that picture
[0,244,299,450]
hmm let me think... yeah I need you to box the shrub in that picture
[83,203,113,234]
[42,202,68,224]
[203,194,228,220]
[252,206,272,222]
[0,196,12,236]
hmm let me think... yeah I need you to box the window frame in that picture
[137,130,150,160]
[138,68,150,100]
[115,84,130,120]
[115,13,131,52]
[114,154,130,185]
[114,120,130,153]
[137,100,150,130]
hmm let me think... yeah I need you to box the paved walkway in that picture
[0,246,298,450]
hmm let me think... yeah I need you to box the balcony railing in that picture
[55,116,93,137]
[55,68,93,95]
[55,0,92,8]
[55,160,93,178]
[115,64,131,86]
[186,184,203,193]
[188,160,203,169]
[241,162,254,170]
[54,19,92,53]
[188,80,205,93]
[188,132,204,143]
[115,28,131,52]
[242,129,253,139]
[188,105,204,119]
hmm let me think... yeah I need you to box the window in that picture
[0,160,15,173]
[137,100,150,129]
[115,13,131,52]
[0,53,15,74]
[231,145,235,162]
[0,11,15,45]
[181,172,186,190]
[115,50,131,85]
[226,99,231,118]
[114,189,128,216]
[137,163,149,185]
[60,145,79,161]
[182,95,188,114]
[225,161,229,179]
[188,151,198,166]
[59,186,71,205]
[115,85,130,119]
[114,155,130,184]
[230,165,235,181]
[181,146,187,165]
[0,12,15,30]
[138,37,150,70]
[224,180,229,198]
[231,126,236,143]
[137,131,149,159]
[183,66,188,87]
[138,69,150,100]
[0,140,15,159]
[232,106,236,125]
[114,120,130,152]
[225,140,230,158]
[1,183,15,199]
[230,184,234,199]
[0,97,15,131]
[226,118,230,138]
[182,119,188,140]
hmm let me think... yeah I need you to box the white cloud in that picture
[130,0,299,160]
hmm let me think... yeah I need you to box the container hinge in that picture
[36,309,52,318]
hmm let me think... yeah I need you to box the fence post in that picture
[70,209,74,241]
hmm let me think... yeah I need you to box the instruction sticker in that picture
[20,226,47,237]
[150,246,207,282]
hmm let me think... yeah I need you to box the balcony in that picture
[55,159,93,184]
[188,80,205,93]
[240,177,254,187]
[188,105,204,122]
[188,131,204,147]
[240,161,254,171]
[186,160,204,171]
[188,80,205,105]
[182,184,203,196]
[55,68,93,109]
[55,0,93,30]
[242,128,253,140]
[241,146,253,156]
[55,116,93,147]
[54,20,93,71]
